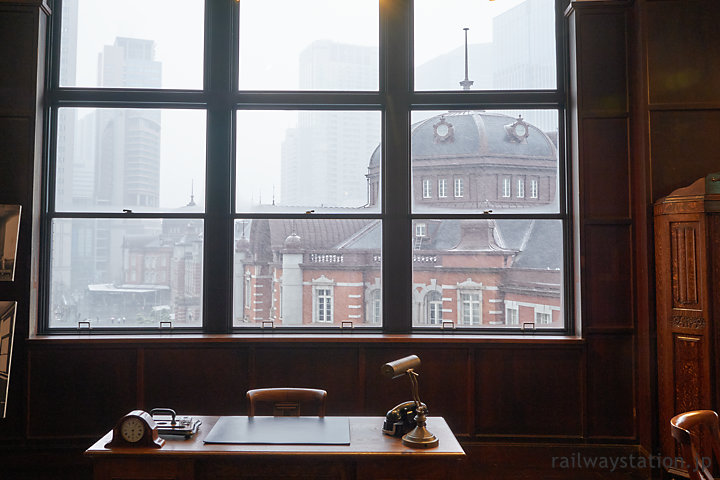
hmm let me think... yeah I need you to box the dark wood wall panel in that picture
[363,347,471,435]
[578,10,628,114]
[143,347,250,415]
[586,335,635,438]
[584,225,633,330]
[646,1,720,105]
[474,347,583,437]
[650,110,720,200]
[0,118,33,204]
[581,118,630,218]
[27,348,137,437]
[252,346,360,414]
[0,11,37,115]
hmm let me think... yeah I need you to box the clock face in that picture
[515,124,527,137]
[120,416,146,443]
[436,123,449,137]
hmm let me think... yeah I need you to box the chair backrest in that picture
[670,410,720,480]
[246,388,327,417]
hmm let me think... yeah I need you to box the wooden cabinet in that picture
[654,173,720,460]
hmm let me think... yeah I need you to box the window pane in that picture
[233,219,381,328]
[49,218,203,328]
[411,110,559,214]
[55,108,206,213]
[412,219,563,329]
[236,111,381,213]
[239,0,379,91]
[59,0,204,89]
[414,0,556,91]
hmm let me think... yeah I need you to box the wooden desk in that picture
[85,416,465,480]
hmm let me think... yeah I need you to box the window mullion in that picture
[381,0,412,333]
[203,0,235,333]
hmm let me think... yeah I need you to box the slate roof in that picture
[368,110,556,169]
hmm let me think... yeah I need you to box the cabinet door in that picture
[656,214,713,458]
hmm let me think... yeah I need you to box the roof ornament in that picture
[505,115,530,143]
[459,27,474,91]
[186,179,196,207]
[433,116,455,143]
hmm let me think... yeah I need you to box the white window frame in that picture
[415,222,427,237]
[502,177,511,198]
[313,285,334,324]
[438,178,447,198]
[426,291,443,325]
[454,178,464,198]
[422,179,431,198]
[459,292,481,326]
[505,301,519,325]
[517,178,525,198]
[530,179,539,199]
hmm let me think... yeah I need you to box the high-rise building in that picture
[493,0,557,131]
[280,40,380,208]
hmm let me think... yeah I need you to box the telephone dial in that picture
[382,401,427,437]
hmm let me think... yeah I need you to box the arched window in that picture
[425,291,443,325]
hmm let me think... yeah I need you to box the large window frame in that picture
[40,0,570,335]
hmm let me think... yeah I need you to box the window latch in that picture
[521,322,536,332]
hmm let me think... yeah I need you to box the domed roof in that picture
[368,111,556,169]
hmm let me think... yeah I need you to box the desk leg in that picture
[93,458,194,480]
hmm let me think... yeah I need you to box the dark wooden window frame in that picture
[39,0,571,336]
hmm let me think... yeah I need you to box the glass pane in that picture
[59,0,204,89]
[411,110,559,214]
[49,218,203,328]
[55,108,206,213]
[236,111,381,213]
[411,219,563,329]
[414,0,556,91]
[233,219,381,328]
[239,0,379,91]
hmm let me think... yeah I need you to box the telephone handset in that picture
[382,401,427,437]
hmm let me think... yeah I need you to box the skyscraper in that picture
[280,41,380,208]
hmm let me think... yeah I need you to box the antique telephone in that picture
[382,400,427,437]
[381,355,438,448]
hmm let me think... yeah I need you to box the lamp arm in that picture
[407,369,423,409]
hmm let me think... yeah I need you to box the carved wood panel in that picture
[670,222,700,308]
[672,335,705,414]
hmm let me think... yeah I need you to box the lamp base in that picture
[402,425,439,449]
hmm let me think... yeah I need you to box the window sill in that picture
[27,332,584,346]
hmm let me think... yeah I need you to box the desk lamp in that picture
[381,355,438,448]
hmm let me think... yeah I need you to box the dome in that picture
[284,232,302,249]
[368,111,556,170]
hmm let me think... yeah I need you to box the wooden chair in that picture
[246,388,327,417]
[670,410,720,480]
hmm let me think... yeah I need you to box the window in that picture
[454,178,464,198]
[502,177,512,198]
[517,178,525,198]
[422,179,431,198]
[367,289,381,325]
[425,291,443,325]
[44,0,566,334]
[506,306,519,326]
[415,223,427,238]
[313,286,334,324]
[460,292,481,326]
[438,179,448,198]
[530,179,539,199]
